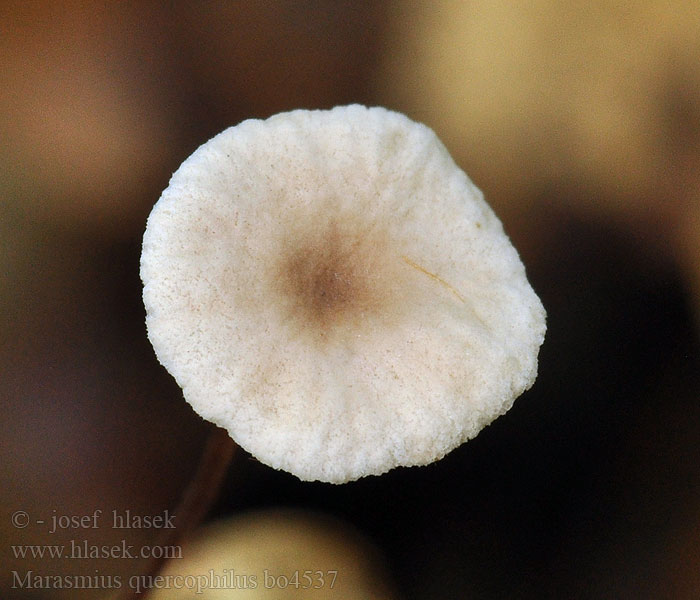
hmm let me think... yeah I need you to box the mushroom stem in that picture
[117,425,234,600]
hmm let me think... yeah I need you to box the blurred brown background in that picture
[2,1,699,598]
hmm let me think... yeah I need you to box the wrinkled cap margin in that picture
[141,105,546,483]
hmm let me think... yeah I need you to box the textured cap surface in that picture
[141,105,546,483]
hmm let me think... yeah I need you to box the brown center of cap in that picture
[271,216,409,347]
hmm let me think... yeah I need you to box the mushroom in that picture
[141,105,546,483]
[147,509,397,599]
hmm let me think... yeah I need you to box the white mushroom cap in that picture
[149,509,397,599]
[141,105,546,483]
